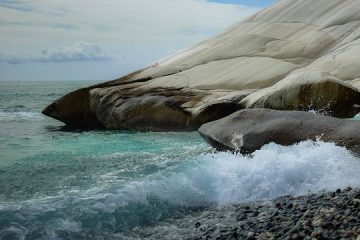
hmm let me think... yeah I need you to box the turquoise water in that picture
[1,81,360,239]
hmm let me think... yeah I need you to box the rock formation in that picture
[43,0,360,130]
[198,109,360,154]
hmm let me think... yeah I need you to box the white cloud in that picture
[0,42,111,64]
[0,0,261,80]
[0,0,259,52]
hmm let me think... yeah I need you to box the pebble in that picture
[133,188,360,240]
[188,188,360,239]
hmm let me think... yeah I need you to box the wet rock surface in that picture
[199,109,360,154]
[134,188,360,240]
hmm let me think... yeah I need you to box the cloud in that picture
[208,0,275,7]
[0,0,260,50]
[0,42,112,64]
[0,0,35,12]
[0,0,262,80]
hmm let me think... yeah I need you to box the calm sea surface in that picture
[1,81,360,239]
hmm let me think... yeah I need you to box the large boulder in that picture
[198,109,360,154]
[43,0,360,130]
[240,72,360,117]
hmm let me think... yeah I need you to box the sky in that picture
[0,0,276,81]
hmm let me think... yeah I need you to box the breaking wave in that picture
[1,140,359,239]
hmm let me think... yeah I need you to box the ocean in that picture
[1,81,360,239]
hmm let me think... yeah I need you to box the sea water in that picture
[0,81,360,239]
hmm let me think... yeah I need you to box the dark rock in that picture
[344,230,356,238]
[43,79,246,131]
[198,109,360,153]
[195,222,201,229]
[322,221,333,229]
[42,88,103,128]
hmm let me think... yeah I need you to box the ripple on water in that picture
[0,111,45,122]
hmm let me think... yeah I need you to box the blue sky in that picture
[0,0,275,81]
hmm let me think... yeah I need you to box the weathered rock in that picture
[241,73,360,117]
[44,84,247,130]
[42,87,103,129]
[43,0,360,130]
[198,109,360,153]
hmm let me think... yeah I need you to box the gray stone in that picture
[198,109,360,154]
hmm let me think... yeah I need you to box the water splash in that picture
[107,140,360,206]
[231,133,244,151]
[1,140,359,239]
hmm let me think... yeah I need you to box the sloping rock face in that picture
[198,109,360,154]
[43,0,360,130]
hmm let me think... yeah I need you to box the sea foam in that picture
[16,139,359,209]
[99,140,360,209]
[1,140,360,239]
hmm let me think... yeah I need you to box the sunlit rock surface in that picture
[43,0,360,130]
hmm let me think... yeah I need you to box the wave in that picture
[1,140,359,239]
[0,111,44,121]
[96,139,360,207]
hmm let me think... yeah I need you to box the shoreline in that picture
[134,187,360,240]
